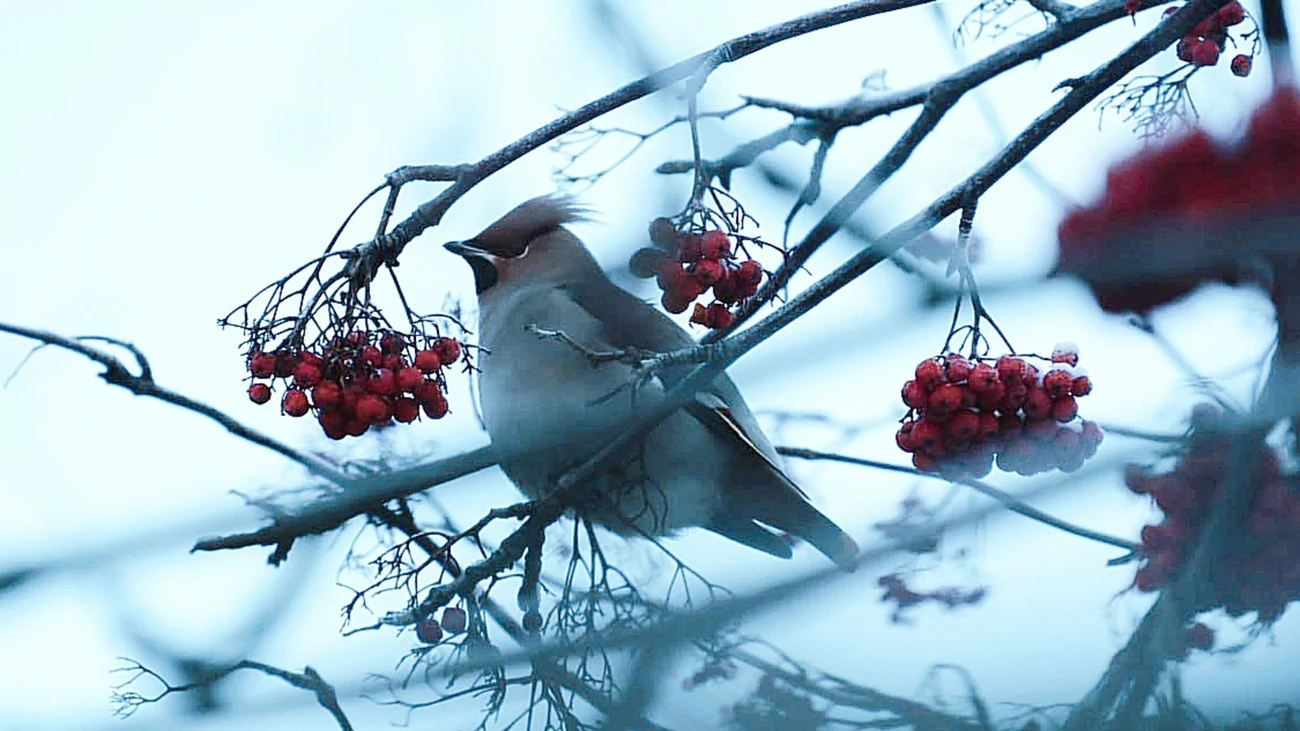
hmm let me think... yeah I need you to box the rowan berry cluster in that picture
[1127,409,1300,624]
[245,330,462,440]
[629,218,765,330]
[416,605,468,644]
[1165,1,1250,69]
[1056,86,1300,313]
[896,344,1102,477]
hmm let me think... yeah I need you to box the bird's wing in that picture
[564,278,858,569]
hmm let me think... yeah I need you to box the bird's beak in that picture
[443,240,490,258]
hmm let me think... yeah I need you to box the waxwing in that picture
[444,196,859,570]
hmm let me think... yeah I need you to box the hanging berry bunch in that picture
[628,217,767,331]
[1164,1,1257,72]
[245,331,462,440]
[415,605,469,645]
[222,203,475,440]
[1057,86,1300,314]
[895,344,1103,478]
[1126,407,1300,625]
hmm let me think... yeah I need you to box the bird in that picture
[444,195,858,570]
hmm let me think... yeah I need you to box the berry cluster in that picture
[1127,409,1300,624]
[629,218,765,330]
[1056,86,1300,314]
[245,330,462,440]
[416,606,468,644]
[1165,2,1250,71]
[896,345,1103,477]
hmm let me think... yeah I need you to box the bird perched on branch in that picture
[444,196,858,570]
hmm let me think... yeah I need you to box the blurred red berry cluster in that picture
[629,218,765,330]
[1127,409,1300,624]
[415,605,468,644]
[1057,86,1300,314]
[1166,1,1249,69]
[877,573,987,623]
[246,330,462,440]
[896,345,1102,477]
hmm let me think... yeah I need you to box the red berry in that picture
[248,383,272,404]
[928,383,965,414]
[345,418,369,437]
[945,354,972,383]
[381,333,405,355]
[414,379,442,407]
[704,303,733,330]
[976,380,1007,410]
[1185,621,1215,650]
[691,259,725,287]
[1186,37,1220,66]
[912,451,938,472]
[382,353,404,373]
[434,337,461,366]
[1043,369,1073,399]
[1231,54,1252,77]
[947,410,981,443]
[911,420,946,456]
[677,234,703,263]
[977,412,1000,441]
[368,368,398,396]
[700,231,730,260]
[996,355,1024,383]
[915,359,945,389]
[356,394,391,425]
[441,606,468,634]
[393,396,420,423]
[734,260,763,290]
[414,349,441,373]
[902,380,929,409]
[968,363,998,392]
[1177,36,1196,63]
[361,346,383,367]
[281,389,310,417]
[896,422,916,452]
[997,413,1023,435]
[1216,1,1244,26]
[1124,0,1140,14]
[422,393,449,419]
[293,362,322,388]
[690,303,710,327]
[249,352,276,379]
[711,271,742,305]
[416,618,443,644]
[1023,388,1053,421]
[649,217,679,251]
[396,366,424,393]
[312,381,343,411]
[1163,5,1179,16]
[1071,375,1092,396]
[297,351,323,368]
[318,409,347,440]
[661,290,693,314]
[272,351,296,378]
[630,248,669,278]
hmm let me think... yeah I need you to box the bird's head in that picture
[444,196,596,298]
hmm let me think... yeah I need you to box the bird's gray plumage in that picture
[445,196,858,569]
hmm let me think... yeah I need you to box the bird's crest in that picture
[473,195,588,257]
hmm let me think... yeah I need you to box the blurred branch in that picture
[113,658,354,731]
[349,0,936,280]
[777,446,1141,553]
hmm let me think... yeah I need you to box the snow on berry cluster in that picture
[415,605,468,644]
[896,344,1103,478]
[1056,86,1300,314]
[628,218,765,330]
[245,330,462,440]
[1165,1,1251,71]
[1126,407,1300,624]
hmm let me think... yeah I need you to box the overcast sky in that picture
[1,2,1297,729]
